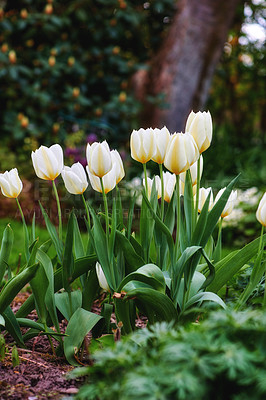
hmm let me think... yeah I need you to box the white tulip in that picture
[163,172,176,203]
[96,262,110,292]
[185,110,212,154]
[61,162,88,195]
[180,155,203,186]
[111,150,125,184]
[31,144,63,180]
[152,126,170,164]
[215,188,237,218]
[256,193,266,227]
[86,141,112,178]
[86,163,117,194]
[144,175,161,199]
[196,187,214,213]
[164,132,199,175]
[0,168,23,198]
[130,128,155,164]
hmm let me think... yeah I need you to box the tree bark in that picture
[134,0,240,132]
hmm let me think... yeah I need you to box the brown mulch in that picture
[0,292,147,399]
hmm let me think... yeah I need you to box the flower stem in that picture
[100,178,109,243]
[175,174,180,253]
[16,197,30,261]
[52,180,62,241]
[159,164,164,220]
[143,163,148,196]
[82,193,91,229]
[194,157,201,226]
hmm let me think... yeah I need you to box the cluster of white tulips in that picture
[0,109,265,230]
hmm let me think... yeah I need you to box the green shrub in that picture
[74,309,266,400]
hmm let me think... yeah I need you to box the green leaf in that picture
[39,202,63,263]
[55,291,82,321]
[64,308,103,366]
[2,306,25,348]
[124,287,178,323]
[0,264,39,314]
[115,231,145,273]
[208,234,266,293]
[73,213,85,258]
[0,224,13,284]
[183,291,226,310]
[62,210,75,292]
[118,264,166,293]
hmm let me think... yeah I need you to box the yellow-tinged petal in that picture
[31,144,63,180]
[61,162,88,195]
[0,168,23,198]
[256,193,266,227]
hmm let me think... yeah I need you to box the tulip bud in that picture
[185,110,212,154]
[152,126,170,164]
[9,50,17,64]
[96,262,110,292]
[215,188,237,218]
[31,144,63,181]
[164,132,199,175]
[111,150,125,184]
[256,193,266,227]
[180,155,203,186]
[62,163,88,195]
[0,168,23,199]
[196,187,214,213]
[86,164,117,194]
[144,176,161,199]
[86,141,112,178]
[130,128,155,164]
[163,172,176,203]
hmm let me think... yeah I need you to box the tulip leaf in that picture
[208,234,266,293]
[0,263,39,315]
[183,169,194,243]
[118,264,166,293]
[200,174,240,247]
[191,191,211,246]
[124,287,178,323]
[127,192,137,238]
[115,231,145,274]
[30,263,48,324]
[0,224,13,285]
[114,297,136,334]
[73,213,85,258]
[2,306,25,348]
[16,254,98,318]
[55,290,82,321]
[62,210,75,292]
[64,308,103,366]
[39,202,63,263]
[183,291,226,311]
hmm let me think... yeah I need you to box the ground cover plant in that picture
[0,109,266,398]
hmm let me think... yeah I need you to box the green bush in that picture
[74,309,266,400]
[0,0,175,148]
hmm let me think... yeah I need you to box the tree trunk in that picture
[134,0,240,132]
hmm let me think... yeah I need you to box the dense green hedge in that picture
[74,309,266,400]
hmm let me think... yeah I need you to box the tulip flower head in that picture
[152,126,170,164]
[86,164,117,194]
[196,187,214,213]
[164,132,199,175]
[32,144,63,180]
[0,168,23,198]
[144,175,161,199]
[61,162,88,195]
[111,150,125,184]
[163,172,176,203]
[185,110,212,154]
[256,193,266,227]
[180,155,203,186]
[130,128,155,164]
[96,262,110,292]
[86,141,112,178]
[215,188,237,218]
